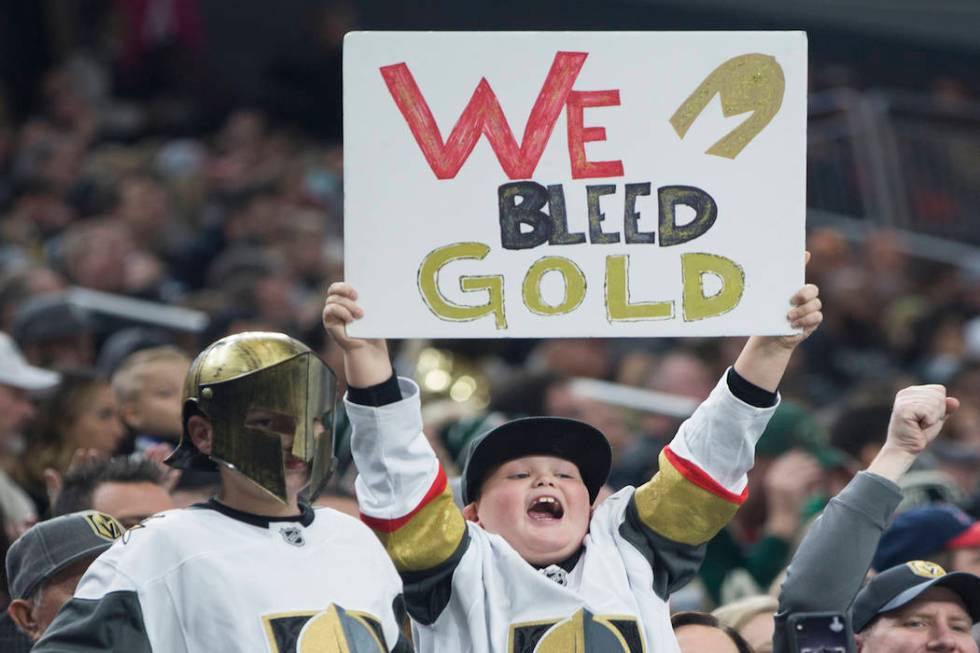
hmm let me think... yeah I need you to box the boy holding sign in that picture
[323,268,821,653]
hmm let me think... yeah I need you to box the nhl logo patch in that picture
[540,564,568,587]
[279,525,306,547]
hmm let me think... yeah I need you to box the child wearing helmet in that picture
[36,332,411,652]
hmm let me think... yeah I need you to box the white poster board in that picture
[344,31,807,338]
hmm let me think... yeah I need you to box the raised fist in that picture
[886,385,960,456]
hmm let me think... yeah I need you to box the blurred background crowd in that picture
[0,1,978,650]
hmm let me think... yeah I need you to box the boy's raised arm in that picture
[324,283,467,623]
[623,259,822,594]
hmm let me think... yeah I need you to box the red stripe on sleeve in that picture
[360,466,448,533]
[663,445,748,505]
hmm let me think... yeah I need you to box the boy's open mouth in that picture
[527,496,564,521]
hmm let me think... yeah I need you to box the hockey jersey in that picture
[34,501,410,652]
[348,372,778,653]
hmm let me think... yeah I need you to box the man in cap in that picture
[851,560,980,652]
[774,384,979,652]
[0,331,60,538]
[5,511,122,640]
[35,332,410,652]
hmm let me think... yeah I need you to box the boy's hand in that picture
[323,282,371,351]
[732,252,821,392]
[774,282,822,349]
[322,282,392,387]
[767,251,821,350]
[868,385,959,481]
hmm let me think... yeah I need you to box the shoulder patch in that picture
[83,511,124,541]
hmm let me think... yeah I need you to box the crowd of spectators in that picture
[0,4,978,651]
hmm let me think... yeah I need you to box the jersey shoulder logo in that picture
[83,511,123,541]
[263,603,387,653]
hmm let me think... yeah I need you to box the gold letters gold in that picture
[605,255,673,321]
[417,242,507,329]
[681,252,745,321]
[522,257,587,316]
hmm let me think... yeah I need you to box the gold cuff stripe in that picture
[375,486,466,572]
[633,450,740,545]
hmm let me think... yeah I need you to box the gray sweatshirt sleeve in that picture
[772,471,903,653]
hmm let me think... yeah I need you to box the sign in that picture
[344,31,807,338]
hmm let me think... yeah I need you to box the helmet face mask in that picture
[169,332,338,503]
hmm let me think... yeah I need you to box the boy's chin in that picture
[518,534,582,566]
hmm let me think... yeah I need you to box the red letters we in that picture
[380,52,624,180]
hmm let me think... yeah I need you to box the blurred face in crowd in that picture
[641,352,713,440]
[646,352,715,400]
[7,557,94,640]
[65,222,131,293]
[545,390,633,459]
[22,334,96,369]
[856,587,977,653]
[92,480,174,529]
[0,383,35,440]
[66,383,124,454]
[674,624,742,653]
[22,266,66,296]
[279,213,327,280]
[534,339,612,379]
[952,547,980,577]
[0,266,66,332]
[15,191,76,235]
[463,455,591,566]
[117,177,168,241]
[121,359,189,439]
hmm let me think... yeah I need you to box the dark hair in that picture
[671,611,754,653]
[829,401,893,460]
[52,456,166,516]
